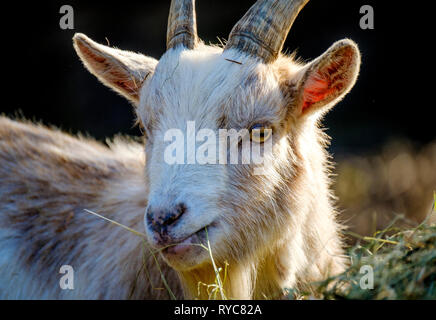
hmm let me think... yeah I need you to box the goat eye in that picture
[250,124,272,143]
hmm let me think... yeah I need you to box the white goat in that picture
[0,0,360,299]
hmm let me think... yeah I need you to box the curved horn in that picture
[224,0,309,63]
[166,0,198,50]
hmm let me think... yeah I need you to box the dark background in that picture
[0,1,431,156]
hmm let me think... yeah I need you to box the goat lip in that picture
[162,227,209,256]
[164,233,199,255]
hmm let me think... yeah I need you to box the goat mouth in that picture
[162,226,210,256]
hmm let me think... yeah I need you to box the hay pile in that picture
[292,216,436,299]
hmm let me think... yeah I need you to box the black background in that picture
[0,1,431,156]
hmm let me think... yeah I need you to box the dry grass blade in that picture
[83,208,177,299]
[84,209,146,238]
[83,209,229,300]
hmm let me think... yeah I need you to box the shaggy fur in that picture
[0,118,180,299]
[0,4,360,300]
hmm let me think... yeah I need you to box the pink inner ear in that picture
[302,75,335,112]
[78,41,138,98]
[301,53,349,113]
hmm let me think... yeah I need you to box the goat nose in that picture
[146,203,187,235]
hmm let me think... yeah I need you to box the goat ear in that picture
[287,39,360,118]
[73,33,158,105]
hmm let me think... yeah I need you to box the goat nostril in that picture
[176,202,187,218]
[146,202,187,233]
[162,202,187,226]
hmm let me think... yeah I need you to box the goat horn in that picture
[224,0,309,63]
[167,0,198,50]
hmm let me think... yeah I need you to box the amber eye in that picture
[250,124,272,143]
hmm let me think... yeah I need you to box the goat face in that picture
[73,0,360,271]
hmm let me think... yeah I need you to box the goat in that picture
[0,0,360,299]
